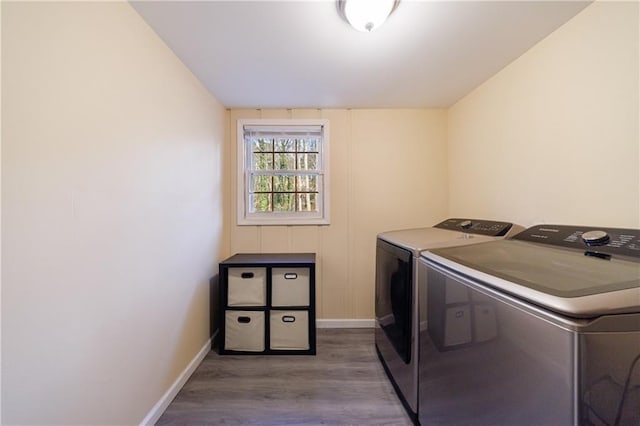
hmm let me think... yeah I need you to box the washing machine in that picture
[418,224,640,425]
[374,218,522,422]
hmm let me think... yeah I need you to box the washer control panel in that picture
[434,218,513,237]
[514,224,640,258]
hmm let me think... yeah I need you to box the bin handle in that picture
[282,316,296,323]
[284,273,298,280]
[241,272,254,279]
[238,316,252,324]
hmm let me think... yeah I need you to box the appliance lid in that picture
[377,219,517,256]
[422,225,640,317]
[378,227,492,255]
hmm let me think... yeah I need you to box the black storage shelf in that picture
[218,253,316,355]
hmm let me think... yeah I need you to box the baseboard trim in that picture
[316,319,374,328]
[139,333,214,425]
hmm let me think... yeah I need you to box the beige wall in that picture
[2,0,639,423]
[448,1,640,228]
[229,109,448,320]
[2,2,228,424]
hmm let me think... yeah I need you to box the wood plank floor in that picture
[157,328,413,425]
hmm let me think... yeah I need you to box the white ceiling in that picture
[131,0,591,109]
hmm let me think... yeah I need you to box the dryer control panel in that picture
[434,218,513,237]
[514,224,640,259]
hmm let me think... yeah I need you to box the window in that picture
[237,119,330,225]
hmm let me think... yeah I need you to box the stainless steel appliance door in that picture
[419,258,577,425]
[375,238,418,416]
[376,238,413,363]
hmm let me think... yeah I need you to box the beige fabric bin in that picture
[225,311,265,352]
[270,310,309,350]
[271,268,310,307]
[443,305,472,347]
[227,267,266,306]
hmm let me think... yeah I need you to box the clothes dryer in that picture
[375,218,522,422]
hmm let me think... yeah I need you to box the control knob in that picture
[582,230,610,246]
[459,220,473,230]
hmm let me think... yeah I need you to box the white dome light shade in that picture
[339,0,399,32]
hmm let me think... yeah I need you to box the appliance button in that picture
[459,220,472,229]
[582,230,610,246]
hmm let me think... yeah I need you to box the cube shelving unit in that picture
[218,253,316,355]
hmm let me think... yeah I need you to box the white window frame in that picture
[237,118,330,226]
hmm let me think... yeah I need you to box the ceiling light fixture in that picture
[337,0,400,32]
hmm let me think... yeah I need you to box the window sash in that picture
[246,134,323,172]
[247,171,323,214]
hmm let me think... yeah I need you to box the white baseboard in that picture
[139,334,214,425]
[316,319,374,328]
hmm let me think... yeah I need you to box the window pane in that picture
[251,137,273,153]
[250,193,271,212]
[274,138,295,152]
[251,175,272,192]
[273,193,295,212]
[274,153,295,170]
[296,193,318,212]
[296,175,319,192]
[297,153,318,170]
[273,175,295,192]
[298,138,319,152]
[252,153,273,170]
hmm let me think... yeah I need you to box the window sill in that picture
[237,216,330,226]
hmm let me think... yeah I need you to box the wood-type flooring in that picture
[157,328,413,425]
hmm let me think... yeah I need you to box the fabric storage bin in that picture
[270,310,309,350]
[443,305,472,347]
[227,267,266,306]
[271,268,310,307]
[225,310,265,352]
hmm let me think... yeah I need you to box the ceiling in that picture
[131,0,591,109]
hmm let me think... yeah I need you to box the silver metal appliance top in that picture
[422,224,640,318]
[377,218,519,256]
